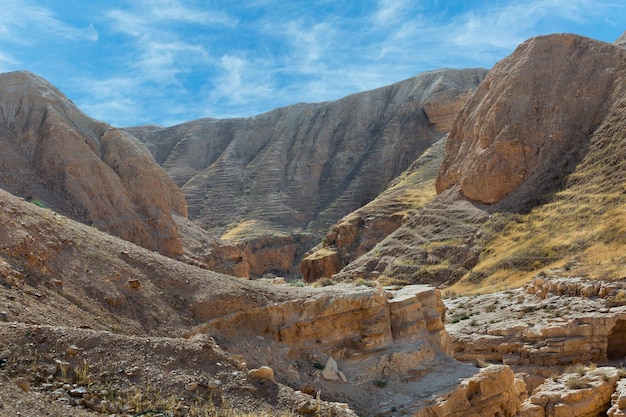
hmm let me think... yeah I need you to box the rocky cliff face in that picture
[436,34,625,205]
[128,68,486,275]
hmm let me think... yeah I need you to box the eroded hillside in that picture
[127,68,487,276]
[320,33,626,292]
[0,71,248,276]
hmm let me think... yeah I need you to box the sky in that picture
[0,1,624,127]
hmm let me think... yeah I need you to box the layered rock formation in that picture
[445,275,626,396]
[128,68,486,275]
[0,71,247,275]
[414,365,526,417]
[521,367,623,417]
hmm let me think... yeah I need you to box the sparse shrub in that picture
[442,289,458,299]
[289,280,305,287]
[32,199,45,208]
[448,312,470,324]
[354,278,375,287]
[565,376,589,389]
[313,278,336,287]
[565,363,588,376]
[373,379,387,388]
[474,359,491,368]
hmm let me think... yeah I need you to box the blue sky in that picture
[0,0,624,127]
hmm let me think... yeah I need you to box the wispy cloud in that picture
[1,0,624,126]
[0,0,98,43]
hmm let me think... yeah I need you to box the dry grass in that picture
[446,98,626,295]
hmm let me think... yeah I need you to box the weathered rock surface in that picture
[413,365,525,417]
[437,34,626,204]
[608,378,626,417]
[521,367,623,417]
[302,137,445,282]
[192,284,508,415]
[445,276,626,393]
[127,69,486,274]
[0,71,187,257]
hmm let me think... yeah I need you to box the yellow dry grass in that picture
[449,99,626,294]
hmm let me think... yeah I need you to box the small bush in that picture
[32,199,45,208]
[565,363,588,377]
[354,278,375,287]
[373,379,387,388]
[565,376,589,390]
[313,278,336,287]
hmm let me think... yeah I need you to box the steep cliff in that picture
[128,68,487,276]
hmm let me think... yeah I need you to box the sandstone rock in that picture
[322,357,346,382]
[0,71,187,257]
[437,34,625,204]
[413,365,523,417]
[127,279,141,289]
[14,377,30,392]
[248,366,275,382]
[185,382,199,391]
[66,345,80,356]
[522,367,621,417]
[608,378,626,416]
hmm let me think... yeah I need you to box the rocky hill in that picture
[127,68,487,276]
[312,33,626,291]
[0,71,247,276]
[0,185,529,416]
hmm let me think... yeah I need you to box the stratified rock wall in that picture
[129,69,486,235]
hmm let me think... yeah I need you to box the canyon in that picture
[1,31,626,417]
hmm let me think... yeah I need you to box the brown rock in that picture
[437,34,625,204]
[414,365,524,417]
[14,377,30,392]
[248,366,275,382]
[0,71,187,257]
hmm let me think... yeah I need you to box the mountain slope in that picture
[328,33,626,290]
[0,71,247,275]
[128,68,487,276]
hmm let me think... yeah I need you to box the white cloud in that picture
[0,0,98,43]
